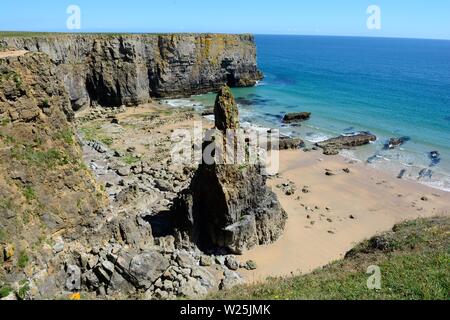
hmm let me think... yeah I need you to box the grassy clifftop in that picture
[210,216,450,300]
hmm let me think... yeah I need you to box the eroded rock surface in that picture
[316,132,377,155]
[1,34,263,110]
[173,86,287,254]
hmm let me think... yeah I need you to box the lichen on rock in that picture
[173,86,287,254]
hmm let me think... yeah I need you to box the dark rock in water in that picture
[384,137,410,150]
[214,86,239,132]
[316,132,377,156]
[397,169,407,179]
[172,86,287,254]
[418,168,433,179]
[316,132,377,155]
[282,112,311,123]
[429,151,441,167]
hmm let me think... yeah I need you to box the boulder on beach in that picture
[282,112,311,123]
[316,132,377,155]
[172,86,287,254]
[277,137,305,150]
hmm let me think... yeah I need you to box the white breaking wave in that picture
[163,99,204,109]
[304,134,330,143]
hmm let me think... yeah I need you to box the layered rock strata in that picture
[173,86,287,254]
[1,34,263,110]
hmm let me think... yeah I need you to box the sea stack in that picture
[173,86,287,254]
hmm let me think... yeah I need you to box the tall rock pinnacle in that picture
[214,86,239,132]
[172,87,287,254]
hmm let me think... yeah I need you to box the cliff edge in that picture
[0,33,263,110]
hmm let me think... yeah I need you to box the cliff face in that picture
[0,51,107,294]
[0,34,263,110]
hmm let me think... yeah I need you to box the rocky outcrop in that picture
[282,112,311,123]
[214,86,239,131]
[0,51,107,296]
[384,137,410,150]
[278,137,305,150]
[172,86,287,254]
[0,34,263,110]
[316,132,377,155]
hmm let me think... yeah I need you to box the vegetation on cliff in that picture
[0,52,107,297]
[210,216,450,300]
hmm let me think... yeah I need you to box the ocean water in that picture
[190,35,450,191]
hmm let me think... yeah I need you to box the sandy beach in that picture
[240,149,450,282]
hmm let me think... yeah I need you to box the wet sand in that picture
[240,149,450,282]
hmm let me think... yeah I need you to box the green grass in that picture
[0,117,10,126]
[0,197,13,210]
[0,131,16,144]
[17,280,30,300]
[12,146,72,167]
[210,217,450,300]
[0,285,12,298]
[55,128,74,145]
[22,186,36,202]
[122,153,141,165]
[79,125,114,146]
[17,251,29,269]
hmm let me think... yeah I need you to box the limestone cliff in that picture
[0,51,107,296]
[173,86,287,254]
[0,34,263,110]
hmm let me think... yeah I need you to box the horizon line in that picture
[0,30,449,41]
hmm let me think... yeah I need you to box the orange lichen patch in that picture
[69,292,81,300]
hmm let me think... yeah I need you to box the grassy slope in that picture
[210,216,450,300]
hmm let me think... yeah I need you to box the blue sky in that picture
[1,0,449,39]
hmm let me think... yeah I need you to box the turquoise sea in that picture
[185,35,450,191]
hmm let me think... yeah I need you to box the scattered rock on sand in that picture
[219,270,245,291]
[199,255,213,267]
[397,169,407,179]
[244,260,257,270]
[225,256,240,271]
[277,137,305,150]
